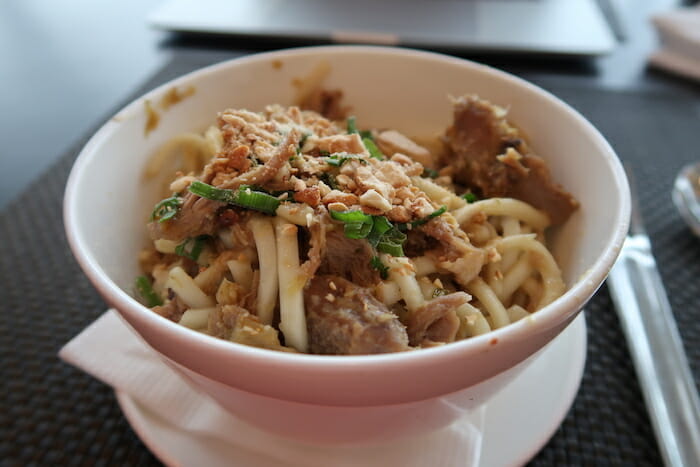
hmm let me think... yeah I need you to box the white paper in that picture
[59,310,484,467]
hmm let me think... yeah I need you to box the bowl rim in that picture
[64,45,631,370]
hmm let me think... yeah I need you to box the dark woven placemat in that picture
[1,51,698,466]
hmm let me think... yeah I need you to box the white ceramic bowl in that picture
[64,46,630,444]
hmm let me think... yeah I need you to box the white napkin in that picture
[649,5,700,82]
[59,310,484,467]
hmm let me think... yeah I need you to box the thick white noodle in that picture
[275,203,315,227]
[412,255,438,276]
[250,217,278,325]
[274,218,309,353]
[467,277,510,329]
[493,234,565,308]
[154,239,178,254]
[227,258,254,292]
[166,266,215,309]
[382,255,425,313]
[453,198,550,231]
[375,280,402,306]
[455,303,492,338]
[499,216,521,270]
[204,126,223,154]
[178,307,216,330]
[506,305,530,323]
[411,176,467,210]
[496,252,533,303]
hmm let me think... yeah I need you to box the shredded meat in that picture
[149,192,221,243]
[300,215,326,278]
[406,292,469,346]
[444,95,578,224]
[304,275,410,354]
[153,296,187,322]
[317,230,379,286]
[420,215,485,286]
[218,129,300,189]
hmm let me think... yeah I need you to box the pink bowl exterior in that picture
[64,46,630,418]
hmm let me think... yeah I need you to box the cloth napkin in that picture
[649,5,700,82]
[59,310,484,467]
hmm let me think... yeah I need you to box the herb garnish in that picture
[462,192,478,203]
[363,138,384,160]
[325,154,368,167]
[189,181,280,215]
[329,210,407,256]
[135,276,163,307]
[410,206,447,228]
[422,168,439,179]
[371,256,389,279]
[175,235,208,261]
[346,116,358,134]
[151,195,182,223]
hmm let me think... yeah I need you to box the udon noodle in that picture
[137,94,578,355]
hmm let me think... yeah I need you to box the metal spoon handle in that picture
[608,235,700,467]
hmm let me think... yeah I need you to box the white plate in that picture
[117,313,586,466]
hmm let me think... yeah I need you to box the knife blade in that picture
[607,166,700,467]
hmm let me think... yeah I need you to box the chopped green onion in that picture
[376,226,406,256]
[135,276,163,307]
[320,172,338,190]
[325,154,367,167]
[330,209,374,239]
[432,288,448,298]
[411,206,447,228]
[359,130,374,141]
[189,181,280,215]
[422,168,439,179]
[462,192,478,203]
[366,215,392,248]
[330,210,407,257]
[363,138,384,160]
[347,116,358,134]
[175,236,208,261]
[371,256,389,280]
[150,195,182,223]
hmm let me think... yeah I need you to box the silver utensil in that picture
[607,166,700,467]
[672,161,700,237]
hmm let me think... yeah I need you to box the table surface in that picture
[2,1,700,465]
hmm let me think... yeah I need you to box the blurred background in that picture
[0,0,696,210]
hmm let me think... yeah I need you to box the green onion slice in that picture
[325,154,367,167]
[411,206,447,228]
[331,210,407,257]
[189,181,280,215]
[347,116,358,134]
[151,195,182,223]
[175,235,208,261]
[135,275,163,307]
[363,138,384,160]
[422,168,439,179]
[432,288,448,298]
[376,227,406,256]
[462,192,478,203]
[370,256,389,280]
[329,209,374,239]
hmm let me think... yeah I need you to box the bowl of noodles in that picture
[64,46,630,443]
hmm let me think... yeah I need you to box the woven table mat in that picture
[1,51,699,466]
